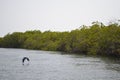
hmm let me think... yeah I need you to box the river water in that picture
[0,48,120,80]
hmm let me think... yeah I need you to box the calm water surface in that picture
[0,48,120,80]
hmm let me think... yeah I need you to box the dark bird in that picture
[22,57,30,65]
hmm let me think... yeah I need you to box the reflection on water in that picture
[101,57,120,72]
[0,48,120,80]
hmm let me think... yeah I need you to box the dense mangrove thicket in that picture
[0,22,120,56]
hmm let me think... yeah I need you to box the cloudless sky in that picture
[0,0,120,37]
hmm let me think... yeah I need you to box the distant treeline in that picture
[0,21,120,57]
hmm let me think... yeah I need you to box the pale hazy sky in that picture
[0,0,120,37]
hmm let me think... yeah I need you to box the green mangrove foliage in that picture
[0,22,120,56]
